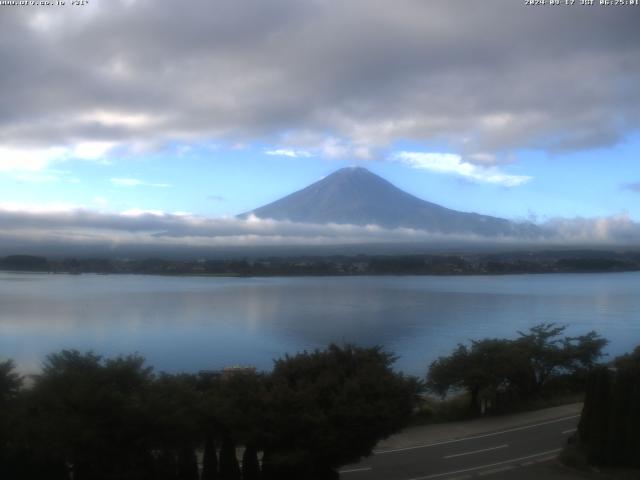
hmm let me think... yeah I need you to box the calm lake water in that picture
[1,271,639,376]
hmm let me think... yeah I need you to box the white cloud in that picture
[10,169,81,184]
[72,142,117,161]
[120,208,167,217]
[110,178,172,188]
[265,148,313,158]
[0,206,637,253]
[320,137,352,159]
[79,110,156,128]
[544,214,640,244]
[0,141,116,173]
[467,153,500,166]
[0,202,82,214]
[267,132,379,161]
[393,151,532,187]
[0,146,68,172]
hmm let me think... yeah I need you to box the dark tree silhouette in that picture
[578,346,640,468]
[0,360,24,479]
[28,350,155,480]
[177,446,199,480]
[262,344,418,479]
[219,435,241,480]
[156,450,178,480]
[427,324,608,413]
[0,359,22,401]
[1,344,419,479]
[201,433,219,480]
[241,444,261,480]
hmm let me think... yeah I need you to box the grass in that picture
[410,393,474,425]
[410,391,585,426]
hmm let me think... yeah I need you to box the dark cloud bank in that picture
[0,208,638,258]
[2,0,639,158]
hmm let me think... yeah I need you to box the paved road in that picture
[340,410,580,480]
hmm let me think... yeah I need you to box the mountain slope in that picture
[241,167,538,237]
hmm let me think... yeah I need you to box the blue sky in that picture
[1,1,639,251]
[2,136,638,222]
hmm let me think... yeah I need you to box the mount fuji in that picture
[242,167,539,237]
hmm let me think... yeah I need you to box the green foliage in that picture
[1,344,417,479]
[241,445,261,480]
[262,344,419,478]
[147,373,201,449]
[29,350,156,480]
[0,359,24,479]
[201,434,219,480]
[427,324,607,413]
[411,393,474,424]
[206,370,268,444]
[428,338,531,413]
[0,359,22,402]
[156,449,178,480]
[177,446,199,480]
[219,436,241,480]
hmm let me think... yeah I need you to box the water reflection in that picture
[1,272,639,375]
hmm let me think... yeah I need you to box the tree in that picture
[146,372,202,452]
[0,359,22,402]
[0,359,24,479]
[515,324,608,394]
[262,344,419,479]
[516,323,568,392]
[206,369,268,447]
[578,346,640,468]
[563,331,609,373]
[177,446,199,480]
[156,449,178,480]
[427,339,529,413]
[242,444,261,480]
[28,350,156,480]
[219,435,241,480]
[201,433,219,480]
[427,325,608,413]
[201,369,266,479]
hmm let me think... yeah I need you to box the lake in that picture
[1,271,639,376]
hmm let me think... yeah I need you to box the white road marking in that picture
[443,444,508,459]
[375,415,580,454]
[561,428,577,434]
[339,466,373,474]
[406,448,562,480]
[478,465,515,476]
[532,455,558,464]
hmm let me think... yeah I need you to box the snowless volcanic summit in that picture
[242,167,539,237]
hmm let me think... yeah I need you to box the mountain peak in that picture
[241,168,538,237]
[328,166,377,178]
[319,166,396,190]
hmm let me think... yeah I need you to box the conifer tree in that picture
[177,446,199,480]
[201,434,219,480]
[219,436,241,480]
[241,445,261,480]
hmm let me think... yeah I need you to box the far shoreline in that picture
[2,268,640,279]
